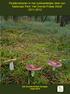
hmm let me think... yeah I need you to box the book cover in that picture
[0,0,70,94]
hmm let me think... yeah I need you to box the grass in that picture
[0,20,70,85]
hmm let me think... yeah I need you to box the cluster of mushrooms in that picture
[3,58,62,84]
[26,60,62,84]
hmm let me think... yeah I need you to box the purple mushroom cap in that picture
[48,60,62,68]
[26,64,42,71]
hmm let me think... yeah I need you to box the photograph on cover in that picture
[0,16,70,85]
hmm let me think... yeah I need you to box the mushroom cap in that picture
[48,60,62,68]
[26,64,42,71]
[4,58,16,63]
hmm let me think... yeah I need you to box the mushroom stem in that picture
[52,67,56,71]
[28,71,35,85]
[9,62,14,71]
[31,71,35,77]
[28,71,31,85]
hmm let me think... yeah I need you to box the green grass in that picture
[0,20,70,85]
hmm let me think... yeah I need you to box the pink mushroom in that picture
[26,64,42,71]
[26,64,42,84]
[48,60,62,71]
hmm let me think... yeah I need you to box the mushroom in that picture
[26,64,42,84]
[4,58,16,71]
[48,60,62,71]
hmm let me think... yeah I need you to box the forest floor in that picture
[0,20,70,85]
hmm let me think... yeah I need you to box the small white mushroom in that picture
[4,58,16,71]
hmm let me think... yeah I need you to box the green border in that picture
[0,84,70,94]
[0,0,70,15]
